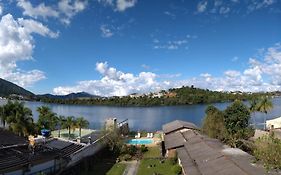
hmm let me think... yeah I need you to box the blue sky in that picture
[0,0,281,96]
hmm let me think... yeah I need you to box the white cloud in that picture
[0,4,3,15]
[248,0,276,12]
[17,0,59,19]
[153,35,197,50]
[58,0,88,25]
[53,62,173,96]
[53,43,281,96]
[219,6,230,14]
[0,14,58,87]
[197,1,208,13]
[100,24,114,38]
[116,0,137,12]
[16,0,88,25]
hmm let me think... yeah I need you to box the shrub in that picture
[202,105,227,140]
[128,145,138,155]
[120,154,132,161]
[172,165,182,175]
[254,135,281,171]
[140,145,148,153]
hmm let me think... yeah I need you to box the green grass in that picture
[137,159,178,175]
[143,146,161,158]
[106,163,126,175]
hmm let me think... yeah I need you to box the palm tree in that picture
[57,115,66,138]
[64,116,75,139]
[256,97,273,130]
[76,117,89,138]
[5,101,33,136]
[37,106,57,131]
[249,98,258,128]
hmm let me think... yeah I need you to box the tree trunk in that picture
[68,127,71,139]
[79,127,81,138]
[58,128,61,138]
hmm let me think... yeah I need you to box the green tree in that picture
[202,105,227,140]
[224,100,250,139]
[256,97,273,130]
[4,100,34,136]
[37,106,57,130]
[76,117,89,138]
[57,115,66,138]
[249,98,259,128]
[63,116,76,139]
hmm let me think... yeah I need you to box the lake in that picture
[0,98,280,131]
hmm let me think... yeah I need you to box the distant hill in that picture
[0,78,34,98]
[37,92,100,100]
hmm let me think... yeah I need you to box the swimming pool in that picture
[127,138,153,145]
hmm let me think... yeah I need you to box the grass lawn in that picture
[106,163,126,175]
[137,159,178,175]
[143,146,161,158]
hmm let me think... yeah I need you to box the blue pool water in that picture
[127,139,153,145]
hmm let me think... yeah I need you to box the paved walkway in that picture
[123,160,140,175]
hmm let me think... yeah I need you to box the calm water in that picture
[0,98,280,131]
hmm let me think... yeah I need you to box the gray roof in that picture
[162,120,198,134]
[164,132,185,150]
[174,130,268,175]
[0,128,27,147]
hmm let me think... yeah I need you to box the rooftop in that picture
[163,120,272,175]
[162,120,198,134]
[0,128,27,147]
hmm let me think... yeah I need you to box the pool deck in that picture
[126,136,162,147]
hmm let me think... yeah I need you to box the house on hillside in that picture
[162,120,272,175]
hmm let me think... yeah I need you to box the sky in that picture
[0,0,281,96]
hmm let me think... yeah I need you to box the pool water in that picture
[127,139,153,145]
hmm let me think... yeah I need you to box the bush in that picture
[254,135,281,171]
[168,157,178,165]
[140,145,148,153]
[120,154,132,161]
[172,165,182,175]
[202,105,227,140]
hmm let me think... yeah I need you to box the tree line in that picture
[0,100,89,138]
[38,86,272,106]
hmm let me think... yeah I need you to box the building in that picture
[0,128,105,175]
[266,116,281,129]
[162,120,272,175]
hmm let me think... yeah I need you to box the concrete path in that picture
[123,160,140,175]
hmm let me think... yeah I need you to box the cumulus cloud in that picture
[53,43,281,96]
[0,14,58,87]
[197,1,208,13]
[17,0,59,19]
[16,0,88,25]
[53,62,173,96]
[116,0,137,12]
[58,0,88,25]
